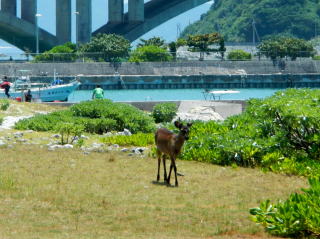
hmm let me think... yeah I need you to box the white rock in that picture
[63,144,74,149]
[0,140,6,146]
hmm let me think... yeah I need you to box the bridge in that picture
[0,0,210,53]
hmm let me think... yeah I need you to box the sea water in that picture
[68,88,282,102]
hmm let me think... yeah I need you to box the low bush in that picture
[15,100,156,134]
[250,177,320,238]
[101,133,154,147]
[227,49,252,60]
[181,89,320,175]
[129,45,173,62]
[0,99,10,111]
[312,55,320,60]
[151,102,178,123]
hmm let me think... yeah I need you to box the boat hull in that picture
[0,81,80,102]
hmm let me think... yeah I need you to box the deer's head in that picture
[174,121,193,140]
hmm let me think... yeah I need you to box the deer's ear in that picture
[187,122,193,127]
[174,121,182,129]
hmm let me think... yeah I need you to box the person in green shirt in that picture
[92,85,104,99]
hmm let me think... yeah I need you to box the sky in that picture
[0,0,213,57]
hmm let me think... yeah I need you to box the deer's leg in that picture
[157,150,161,181]
[172,159,178,187]
[167,161,173,186]
[162,155,167,182]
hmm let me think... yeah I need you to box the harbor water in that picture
[67,88,284,102]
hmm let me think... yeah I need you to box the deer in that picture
[155,121,193,187]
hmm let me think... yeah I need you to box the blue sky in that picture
[0,0,213,57]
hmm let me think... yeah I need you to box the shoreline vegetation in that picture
[0,88,319,238]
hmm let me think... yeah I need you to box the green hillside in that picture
[181,0,320,42]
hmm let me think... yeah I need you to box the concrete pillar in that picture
[108,0,123,23]
[76,0,92,44]
[56,0,71,44]
[21,0,36,24]
[1,0,17,16]
[128,0,144,23]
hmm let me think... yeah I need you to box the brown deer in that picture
[155,121,193,187]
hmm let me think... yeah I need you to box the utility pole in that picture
[252,19,256,47]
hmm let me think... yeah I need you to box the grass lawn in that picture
[0,144,306,239]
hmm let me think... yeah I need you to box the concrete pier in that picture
[1,0,16,16]
[108,0,124,23]
[56,0,71,44]
[21,0,36,24]
[128,0,144,22]
[76,0,92,44]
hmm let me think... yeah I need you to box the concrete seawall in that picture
[2,61,320,89]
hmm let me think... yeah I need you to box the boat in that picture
[202,89,240,100]
[0,70,81,102]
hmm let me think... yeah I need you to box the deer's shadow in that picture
[151,181,176,187]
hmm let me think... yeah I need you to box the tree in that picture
[227,49,252,60]
[129,45,172,62]
[258,37,315,61]
[137,37,166,49]
[79,33,131,62]
[187,32,226,60]
[33,42,77,62]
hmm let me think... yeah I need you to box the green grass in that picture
[0,144,306,239]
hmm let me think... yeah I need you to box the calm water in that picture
[68,88,283,102]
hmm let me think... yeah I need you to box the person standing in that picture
[0,76,11,98]
[92,85,104,99]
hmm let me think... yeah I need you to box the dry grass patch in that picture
[0,145,306,239]
[0,100,63,118]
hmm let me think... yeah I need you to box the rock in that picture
[52,134,61,138]
[104,132,113,137]
[14,132,23,138]
[17,139,27,143]
[112,144,119,149]
[0,140,6,146]
[92,143,104,148]
[80,135,89,139]
[121,148,129,152]
[123,129,132,136]
[63,144,74,149]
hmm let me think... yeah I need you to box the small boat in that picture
[0,70,81,102]
[202,89,240,100]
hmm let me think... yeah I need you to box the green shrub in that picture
[181,89,320,174]
[70,100,156,133]
[33,42,77,62]
[0,99,10,111]
[151,102,178,123]
[55,123,84,145]
[250,177,320,238]
[15,100,156,134]
[312,55,320,60]
[227,49,252,60]
[129,45,173,62]
[102,133,154,147]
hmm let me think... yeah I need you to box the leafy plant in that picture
[79,33,131,62]
[33,42,77,62]
[129,45,173,62]
[0,99,9,111]
[187,32,226,60]
[227,49,252,60]
[101,133,154,147]
[151,102,178,123]
[257,37,315,60]
[54,123,84,145]
[137,37,166,49]
[250,177,320,238]
[15,100,156,134]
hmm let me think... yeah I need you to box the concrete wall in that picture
[2,60,320,77]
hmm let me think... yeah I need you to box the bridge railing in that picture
[6,51,317,63]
